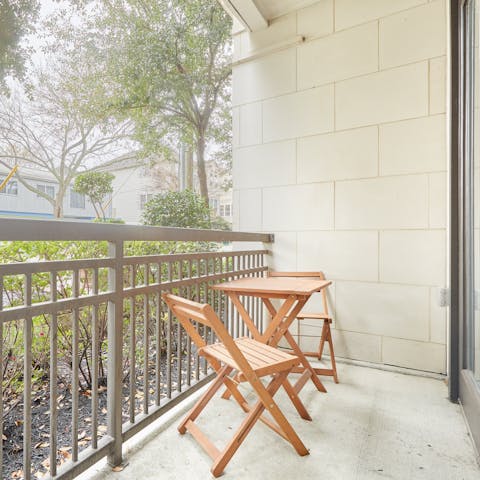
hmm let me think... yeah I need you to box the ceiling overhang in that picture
[219,0,268,32]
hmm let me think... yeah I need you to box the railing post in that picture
[107,240,124,467]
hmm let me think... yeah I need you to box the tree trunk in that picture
[186,149,194,190]
[54,191,64,218]
[54,202,63,218]
[196,134,209,203]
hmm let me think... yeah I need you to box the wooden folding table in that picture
[211,276,332,397]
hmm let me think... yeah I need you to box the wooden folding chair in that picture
[268,272,339,383]
[163,293,309,477]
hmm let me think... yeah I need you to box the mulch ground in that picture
[2,355,199,479]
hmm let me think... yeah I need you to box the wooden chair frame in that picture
[163,293,309,477]
[268,271,339,383]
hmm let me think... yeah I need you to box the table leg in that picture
[265,298,327,394]
[228,292,262,340]
[283,330,327,393]
[260,296,297,344]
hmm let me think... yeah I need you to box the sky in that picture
[25,0,74,67]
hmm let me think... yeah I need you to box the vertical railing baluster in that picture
[24,273,32,480]
[91,269,99,449]
[49,272,58,476]
[143,264,149,413]
[240,254,244,337]
[177,261,182,393]
[129,266,135,423]
[166,262,172,398]
[255,254,261,332]
[247,254,252,336]
[0,274,3,480]
[155,263,161,406]
[72,269,79,462]
[202,259,208,375]
[259,253,263,330]
[209,258,214,345]
[186,260,192,387]
[107,240,124,467]
[226,255,232,336]
[195,259,200,381]
[235,256,240,339]
[262,252,266,330]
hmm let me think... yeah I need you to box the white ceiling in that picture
[220,0,319,32]
[253,0,319,21]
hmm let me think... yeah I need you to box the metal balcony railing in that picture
[0,218,273,480]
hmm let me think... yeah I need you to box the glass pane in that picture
[474,0,480,382]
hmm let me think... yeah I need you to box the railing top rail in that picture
[0,218,274,243]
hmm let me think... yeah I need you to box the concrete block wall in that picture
[232,0,448,373]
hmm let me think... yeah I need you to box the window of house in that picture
[0,178,18,195]
[219,204,231,217]
[140,193,154,209]
[210,198,219,211]
[70,190,86,209]
[36,183,55,199]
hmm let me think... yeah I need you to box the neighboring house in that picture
[210,189,233,225]
[108,163,156,224]
[109,159,233,225]
[0,165,97,219]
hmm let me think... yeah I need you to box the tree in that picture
[46,0,232,204]
[0,0,39,88]
[0,71,138,217]
[142,189,211,229]
[73,171,114,220]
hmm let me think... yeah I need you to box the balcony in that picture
[0,218,479,480]
[2,1,480,478]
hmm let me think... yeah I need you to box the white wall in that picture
[110,166,158,224]
[232,0,448,373]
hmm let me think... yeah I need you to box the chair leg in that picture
[318,321,328,360]
[251,371,309,457]
[211,372,308,477]
[325,324,339,384]
[178,365,232,434]
[281,378,312,421]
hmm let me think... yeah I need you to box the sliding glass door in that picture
[452,0,480,454]
[475,0,480,385]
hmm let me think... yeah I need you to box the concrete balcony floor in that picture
[89,362,480,480]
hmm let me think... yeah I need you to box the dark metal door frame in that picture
[450,0,480,455]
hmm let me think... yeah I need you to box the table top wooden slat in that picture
[211,276,331,296]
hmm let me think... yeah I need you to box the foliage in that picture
[0,0,39,89]
[93,217,125,224]
[44,0,232,203]
[0,238,215,395]
[142,189,211,229]
[73,171,114,219]
[210,215,232,231]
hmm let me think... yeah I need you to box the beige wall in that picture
[232,0,448,373]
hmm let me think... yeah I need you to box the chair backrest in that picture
[162,293,256,375]
[267,271,329,315]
